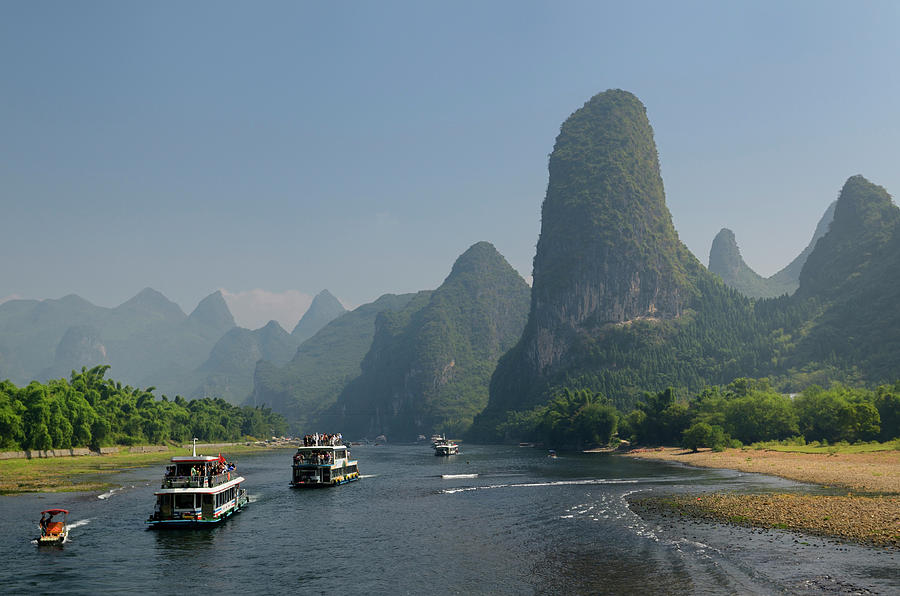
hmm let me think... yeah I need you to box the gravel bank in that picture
[623,447,900,547]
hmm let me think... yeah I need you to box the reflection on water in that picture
[0,445,896,594]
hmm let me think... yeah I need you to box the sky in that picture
[2,1,899,330]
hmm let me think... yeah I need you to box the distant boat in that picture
[434,437,459,456]
[37,508,68,546]
[547,449,557,459]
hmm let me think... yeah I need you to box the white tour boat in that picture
[146,444,248,528]
[291,433,359,488]
[433,437,459,456]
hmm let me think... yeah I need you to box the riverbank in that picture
[0,442,295,495]
[623,447,900,548]
[624,446,900,493]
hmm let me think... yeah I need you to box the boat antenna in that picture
[192,437,198,457]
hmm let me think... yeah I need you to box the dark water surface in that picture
[1,445,897,595]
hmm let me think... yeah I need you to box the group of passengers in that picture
[163,459,236,481]
[302,432,343,446]
[293,451,334,465]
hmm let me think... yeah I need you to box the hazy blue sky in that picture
[3,1,899,330]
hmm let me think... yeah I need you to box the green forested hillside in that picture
[323,242,531,440]
[0,365,286,451]
[247,293,417,431]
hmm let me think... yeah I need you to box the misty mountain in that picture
[291,289,347,343]
[0,289,236,396]
[186,320,299,404]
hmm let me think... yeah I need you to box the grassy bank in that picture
[623,446,900,548]
[0,443,295,495]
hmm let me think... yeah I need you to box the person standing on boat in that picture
[39,513,48,536]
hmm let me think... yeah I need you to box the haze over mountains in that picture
[708,201,837,298]
[4,89,900,441]
[0,288,345,404]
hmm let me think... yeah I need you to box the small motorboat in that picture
[547,449,557,458]
[37,509,69,546]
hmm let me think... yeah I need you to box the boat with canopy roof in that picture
[146,440,248,528]
[37,509,68,546]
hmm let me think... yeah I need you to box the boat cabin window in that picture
[175,494,195,509]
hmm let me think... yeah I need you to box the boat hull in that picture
[36,533,67,546]
[146,494,248,529]
[290,473,360,489]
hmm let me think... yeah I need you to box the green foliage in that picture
[682,422,729,452]
[0,365,286,451]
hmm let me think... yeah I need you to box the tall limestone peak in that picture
[528,89,695,372]
[188,290,236,335]
[291,289,347,342]
[798,175,900,298]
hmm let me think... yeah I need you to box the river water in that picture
[0,445,897,595]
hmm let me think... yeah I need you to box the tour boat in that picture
[434,438,459,456]
[291,434,359,488]
[37,508,68,546]
[146,445,248,528]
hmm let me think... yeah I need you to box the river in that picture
[0,444,896,594]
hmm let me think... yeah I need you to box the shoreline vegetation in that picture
[623,446,900,548]
[0,441,296,495]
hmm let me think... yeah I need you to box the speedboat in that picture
[37,509,68,546]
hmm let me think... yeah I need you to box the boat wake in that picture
[68,519,91,530]
[441,478,638,494]
[98,487,124,500]
[441,473,478,479]
[359,474,378,479]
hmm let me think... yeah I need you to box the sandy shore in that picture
[623,447,900,548]
[625,447,900,493]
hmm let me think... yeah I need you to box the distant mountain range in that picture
[6,89,899,444]
[0,288,344,404]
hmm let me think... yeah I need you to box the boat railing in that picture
[162,473,233,489]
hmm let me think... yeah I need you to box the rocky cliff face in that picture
[530,90,693,344]
[482,90,704,417]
